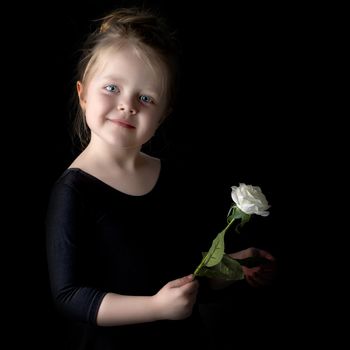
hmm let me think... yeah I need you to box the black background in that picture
[4,0,336,348]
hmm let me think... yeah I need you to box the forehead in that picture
[93,44,167,88]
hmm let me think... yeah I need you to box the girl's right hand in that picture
[153,274,199,320]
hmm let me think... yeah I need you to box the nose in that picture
[117,101,137,115]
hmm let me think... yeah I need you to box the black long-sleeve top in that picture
[46,163,211,348]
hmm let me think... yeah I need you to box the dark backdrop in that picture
[5,0,321,348]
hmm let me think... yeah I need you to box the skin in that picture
[78,46,168,151]
[229,247,276,288]
[73,44,168,196]
[70,43,276,326]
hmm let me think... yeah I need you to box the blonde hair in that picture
[73,7,179,149]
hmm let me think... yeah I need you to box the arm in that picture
[46,183,106,323]
[96,275,198,326]
[46,182,198,326]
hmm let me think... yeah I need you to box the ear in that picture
[77,81,86,110]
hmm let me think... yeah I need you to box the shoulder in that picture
[48,169,85,208]
[48,168,98,210]
[52,168,88,193]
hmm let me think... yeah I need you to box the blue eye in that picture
[139,95,153,104]
[105,84,119,93]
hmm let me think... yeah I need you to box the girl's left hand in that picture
[228,247,277,288]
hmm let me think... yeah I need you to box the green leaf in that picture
[196,254,244,281]
[194,207,253,276]
[204,230,226,267]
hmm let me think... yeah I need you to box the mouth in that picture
[109,119,136,129]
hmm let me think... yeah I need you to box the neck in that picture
[84,136,142,171]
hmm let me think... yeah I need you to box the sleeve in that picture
[46,183,107,325]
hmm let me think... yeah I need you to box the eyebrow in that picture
[100,75,126,83]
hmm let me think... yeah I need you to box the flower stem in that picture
[223,216,237,234]
[193,218,237,277]
[193,252,210,276]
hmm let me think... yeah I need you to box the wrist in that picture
[149,294,166,321]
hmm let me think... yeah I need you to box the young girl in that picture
[46,7,275,349]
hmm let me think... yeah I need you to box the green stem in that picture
[223,216,237,234]
[194,218,236,276]
[193,250,211,276]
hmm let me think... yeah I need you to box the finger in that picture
[180,280,199,294]
[167,274,194,288]
[243,266,261,276]
[258,249,275,261]
[253,273,269,285]
[245,275,261,288]
[246,273,268,287]
[244,267,272,282]
[252,268,276,285]
[260,266,277,275]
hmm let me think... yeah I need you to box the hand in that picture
[229,247,276,288]
[153,274,199,320]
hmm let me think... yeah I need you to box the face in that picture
[78,45,169,149]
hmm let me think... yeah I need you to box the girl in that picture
[46,7,275,349]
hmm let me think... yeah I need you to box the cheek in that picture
[86,94,113,115]
[148,114,163,131]
[84,101,103,127]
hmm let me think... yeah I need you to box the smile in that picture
[109,119,136,129]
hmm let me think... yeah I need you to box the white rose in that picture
[231,183,270,216]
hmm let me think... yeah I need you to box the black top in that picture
[46,162,211,349]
